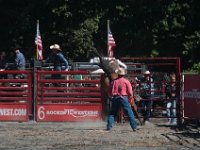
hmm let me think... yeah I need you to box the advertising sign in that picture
[36,104,102,122]
[184,75,200,119]
[0,104,28,121]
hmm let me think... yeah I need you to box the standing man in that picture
[14,48,26,70]
[13,47,26,79]
[43,44,69,86]
[165,73,177,124]
[44,44,69,71]
[107,68,138,131]
[140,70,153,124]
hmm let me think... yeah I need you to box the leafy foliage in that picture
[0,0,200,71]
[190,62,200,73]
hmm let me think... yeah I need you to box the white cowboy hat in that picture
[144,70,150,75]
[50,44,61,51]
[117,68,127,75]
[91,69,104,74]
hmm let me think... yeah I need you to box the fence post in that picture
[33,59,42,121]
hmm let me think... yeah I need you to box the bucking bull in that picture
[91,52,142,125]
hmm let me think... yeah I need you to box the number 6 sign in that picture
[37,106,45,120]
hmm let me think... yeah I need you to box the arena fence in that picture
[0,70,32,121]
[36,70,102,122]
[117,57,182,124]
[2,58,198,125]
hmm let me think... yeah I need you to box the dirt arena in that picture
[0,120,199,150]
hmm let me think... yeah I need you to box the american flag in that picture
[35,20,43,60]
[107,22,116,57]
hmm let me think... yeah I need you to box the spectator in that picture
[165,73,177,124]
[107,68,138,131]
[12,47,26,79]
[140,70,153,124]
[15,48,26,69]
[43,44,69,86]
[132,77,142,102]
[44,44,69,71]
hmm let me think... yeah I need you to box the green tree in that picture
[0,0,200,71]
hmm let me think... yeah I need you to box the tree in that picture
[0,0,200,71]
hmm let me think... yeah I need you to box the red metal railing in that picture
[36,70,103,121]
[119,57,181,124]
[0,70,32,121]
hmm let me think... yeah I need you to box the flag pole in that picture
[107,20,110,57]
[36,20,39,60]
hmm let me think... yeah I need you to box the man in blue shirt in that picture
[44,44,69,71]
[14,48,26,70]
[44,44,69,86]
[12,47,26,79]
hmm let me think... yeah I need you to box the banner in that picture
[0,104,28,121]
[36,104,102,122]
[183,74,200,119]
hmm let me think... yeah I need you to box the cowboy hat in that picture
[117,68,127,75]
[50,44,61,51]
[144,70,150,75]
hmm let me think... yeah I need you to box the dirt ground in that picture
[0,120,199,150]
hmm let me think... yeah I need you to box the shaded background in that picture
[0,0,200,70]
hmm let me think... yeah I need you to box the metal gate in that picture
[36,70,102,122]
[0,58,185,123]
[118,57,182,124]
[0,70,32,121]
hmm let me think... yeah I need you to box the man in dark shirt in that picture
[140,70,153,124]
[165,73,177,124]
[44,44,69,72]
[44,44,69,86]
